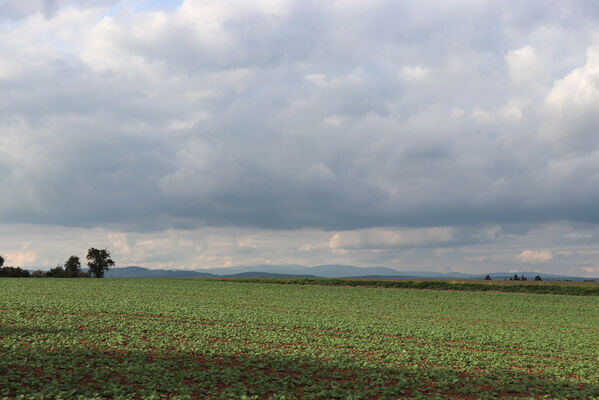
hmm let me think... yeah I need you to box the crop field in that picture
[1,279,598,399]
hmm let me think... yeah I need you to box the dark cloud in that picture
[1,0,599,236]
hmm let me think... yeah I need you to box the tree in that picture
[513,274,520,281]
[64,256,81,278]
[31,270,47,278]
[484,274,492,280]
[534,275,542,281]
[0,254,4,267]
[0,266,30,278]
[79,270,91,278]
[47,264,65,278]
[86,248,115,278]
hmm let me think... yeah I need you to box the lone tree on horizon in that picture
[86,248,115,278]
[64,256,82,278]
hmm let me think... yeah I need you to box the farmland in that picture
[1,279,598,399]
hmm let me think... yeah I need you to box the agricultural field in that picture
[1,279,598,399]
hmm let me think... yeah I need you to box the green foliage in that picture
[46,265,65,278]
[86,248,115,278]
[0,279,598,399]
[64,256,82,278]
[31,270,47,278]
[78,270,91,278]
[0,266,30,277]
[0,253,3,267]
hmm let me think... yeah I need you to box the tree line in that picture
[484,274,542,281]
[0,248,115,278]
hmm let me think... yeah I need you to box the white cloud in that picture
[450,107,464,119]
[4,244,37,267]
[564,233,592,239]
[399,66,430,82]
[542,47,599,149]
[546,47,599,110]
[328,227,456,250]
[109,232,131,255]
[2,222,599,277]
[179,0,290,21]
[471,102,523,124]
[236,237,256,248]
[505,46,546,88]
[517,250,554,264]
[167,112,209,131]
[0,60,18,80]
[324,115,345,126]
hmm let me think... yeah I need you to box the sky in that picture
[1,0,599,276]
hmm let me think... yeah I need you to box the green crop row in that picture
[1,278,598,399]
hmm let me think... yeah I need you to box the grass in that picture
[1,278,598,399]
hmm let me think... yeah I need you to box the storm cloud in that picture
[2,0,599,275]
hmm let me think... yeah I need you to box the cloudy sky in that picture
[2,0,599,276]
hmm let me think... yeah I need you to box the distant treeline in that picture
[0,266,32,278]
[0,248,115,279]
[0,266,90,278]
[213,278,599,296]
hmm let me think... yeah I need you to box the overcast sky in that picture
[2,0,599,276]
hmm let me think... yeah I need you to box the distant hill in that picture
[202,265,309,276]
[224,272,318,278]
[102,265,596,281]
[201,264,475,279]
[105,266,215,278]
[104,266,316,279]
[306,265,408,278]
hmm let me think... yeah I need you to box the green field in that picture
[1,279,598,399]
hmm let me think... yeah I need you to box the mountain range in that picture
[102,265,597,281]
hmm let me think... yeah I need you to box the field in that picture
[1,279,598,399]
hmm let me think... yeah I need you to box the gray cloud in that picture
[1,1,599,274]
[0,0,125,20]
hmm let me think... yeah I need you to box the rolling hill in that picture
[102,265,596,281]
